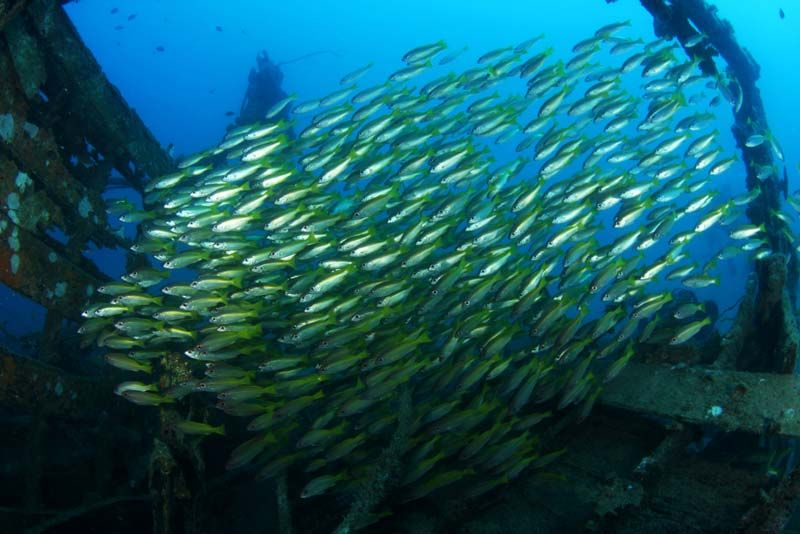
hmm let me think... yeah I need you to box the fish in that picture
[300,473,348,498]
[670,317,711,345]
[402,41,446,65]
[674,302,704,320]
[122,391,173,406]
[175,420,226,436]
[85,19,756,508]
[340,62,373,85]
[439,46,469,65]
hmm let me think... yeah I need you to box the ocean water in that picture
[3,1,798,531]
[61,1,795,308]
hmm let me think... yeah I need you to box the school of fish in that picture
[82,20,771,507]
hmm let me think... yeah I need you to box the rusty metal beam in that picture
[25,0,175,187]
[602,362,800,436]
[0,153,68,234]
[0,348,112,417]
[0,212,103,320]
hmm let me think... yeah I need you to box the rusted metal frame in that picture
[671,0,796,294]
[0,0,31,32]
[0,40,123,251]
[0,153,112,288]
[0,152,68,232]
[636,0,798,376]
[25,0,175,190]
[0,211,105,320]
[0,347,113,417]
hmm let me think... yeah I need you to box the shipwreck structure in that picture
[0,0,798,532]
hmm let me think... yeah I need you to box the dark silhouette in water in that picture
[235,51,289,126]
[779,8,785,19]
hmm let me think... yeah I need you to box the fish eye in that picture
[431,289,439,295]
[463,299,471,306]
[353,211,361,217]
[591,285,598,292]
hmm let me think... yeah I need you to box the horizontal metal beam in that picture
[602,362,800,436]
[0,212,102,320]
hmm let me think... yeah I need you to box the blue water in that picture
[62,1,797,163]
[0,1,794,342]
[61,1,791,317]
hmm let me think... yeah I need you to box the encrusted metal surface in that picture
[602,362,800,436]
